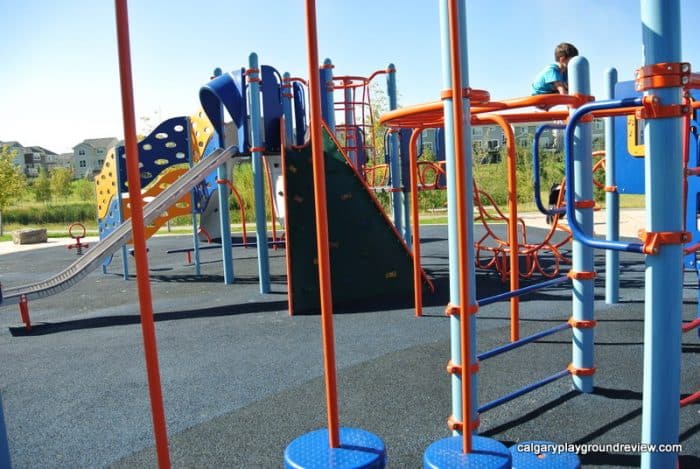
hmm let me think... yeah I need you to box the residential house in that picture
[0,140,63,177]
[73,137,119,178]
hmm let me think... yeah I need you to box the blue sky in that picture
[1,0,699,154]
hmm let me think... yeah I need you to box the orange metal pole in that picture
[304,0,340,448]
[680,390,700,407]
[409,128,424,317]
[474,114,520,341]
[447,0,473,454]
[113,1,171,467]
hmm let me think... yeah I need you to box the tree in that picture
[0,146,28,235]
[33,166,51,204]
[72,177,96,202]
[50,167,74,201]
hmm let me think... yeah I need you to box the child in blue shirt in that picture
[532,43,579,95]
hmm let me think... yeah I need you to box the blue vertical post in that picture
[188,121,201,276]
[343,81,357,167]
[640,1,683,467]
[438,0,465,438]
[423,2,511,465]
[442,0,478,442]
[248,53,271,293]
[282,72,295,143]
[114,148,129,279]
[320,58,336,132]
[569,57,595,393]
[190,210,201,275]
[387,64,404,238]
[0,394,12,468]
[214,69,234,284]
[604,68,619,303]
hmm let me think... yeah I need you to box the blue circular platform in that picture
[509,440,580,468]
[284,427,386,469]
[423,435,511,468]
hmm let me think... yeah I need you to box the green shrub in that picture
[4,203,96,224]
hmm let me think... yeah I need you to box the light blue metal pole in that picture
[248,53,271,293]
[387,65,404,239]
[343,81,357,167]
[604,68,619,304]
[214,68,234,284]
[568,57,595,393]
[114,147,129,279]
[640,1,683,467]
[188,121,201,276]
[282,72,295,143]
[423,2,511,464]
[320,58,335,132]
[438,0,477,437]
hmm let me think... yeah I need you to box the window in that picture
[33,154,41,162]
[78,149,86,156]
[79,160,87,168]
[97,159,104,166]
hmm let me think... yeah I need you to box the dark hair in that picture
[555,42,579,60]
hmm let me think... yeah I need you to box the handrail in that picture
[533,124,567,218]
[564,97,645,253]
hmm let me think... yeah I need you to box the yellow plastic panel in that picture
[95,148,118,220]
[190,109,215,163]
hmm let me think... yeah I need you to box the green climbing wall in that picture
[284,128,426,314]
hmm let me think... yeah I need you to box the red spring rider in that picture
[67,222,89,256]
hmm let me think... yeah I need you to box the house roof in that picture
[0,141,23,149]
[28,146,57,155]
[74,137,118,151]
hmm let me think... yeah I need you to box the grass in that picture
[0,195,647,243]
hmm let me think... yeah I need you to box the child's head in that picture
[555,42,578,69]
[555,43,579,61]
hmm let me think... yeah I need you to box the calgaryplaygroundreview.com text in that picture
[515,442,684,456]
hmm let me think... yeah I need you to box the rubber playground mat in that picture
[0,225,697,468]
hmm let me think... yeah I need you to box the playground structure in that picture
[0,0,699,467]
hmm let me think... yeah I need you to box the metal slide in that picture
[0,145,238,306]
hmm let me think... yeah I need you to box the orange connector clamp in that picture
[567,270,596,281]
[568,317,597,329]
[638,230,691,255]
[636,95,691,120]
[445,360,479,375]
[574,200,596,209]
[567,363,596,376]
[439,87,491,105]
[444,302,479,317]
[570,93,596,107]
[635,62,691,91]
[447,415,480,432]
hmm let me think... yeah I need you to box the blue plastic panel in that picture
[116,116,190,192]
[199,68,248,152]
[261,65,283,152]
[395,128,412,190]
[613,80,645,194]
[293,81,307,146]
